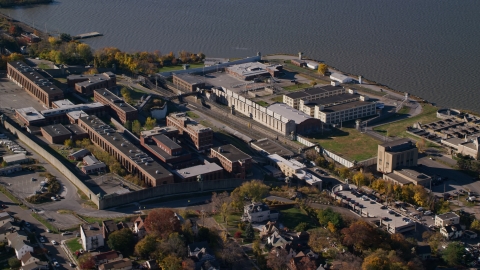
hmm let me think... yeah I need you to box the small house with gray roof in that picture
[7,231,33,259]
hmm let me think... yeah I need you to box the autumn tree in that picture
[159,233,186,258]
[144,117,157,130]
[160,255,182,270]
[83,67,98,75]
[77,43,93,64]
[132,120,142,135]
[298,257,317,270]
[317,207,343,229]
[318,63,328,75]
[219,202,230,225]
[181,259,195,270]
[332,253,362,270]
[211,191,230,213]
[341,220,381,252]
[337,167,351,180]
[426,232,443,255]
[7,258,20,268]
[267,248,289,270]
[107,228,135,255]
[144,209,181,239]
[315,156,328,168]
[470,219,480,232]
[416,138,426,153]
[219,240,243,268]
[64,139,74,148]
[308,228,332,253]
[309,80,317,87]
[237,180,270,202]
[134,234,157,259]
[442,242,465,267]
[229,188,244,212]
[362,249,406,270]
[352,172,366,187]
[305,149,319,161]
[78,253,95,270]
[124,120,132,131]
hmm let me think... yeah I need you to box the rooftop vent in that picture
[121,143,124,146]
[112,137,117,140]
[144,162,149,166]
[155,170,159,174]
[129,150,133,153]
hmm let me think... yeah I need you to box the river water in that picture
[2,0,480,112]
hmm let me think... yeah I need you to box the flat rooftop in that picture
[213,144,251,162]
[380,138,416,152]
[251,138,294,157]
[168,113,212,133]
[67,110,88,121]
[41,124,71,137]
[68,72,115,80]
[226,62,281,78]
[141,126,178,138]
[317,100,374,113]
[173,162,223,179]
[268,153,305,171]
[41,102,104,116]
[79,115,172,180]
[52,99,74,108]
[173,73,205,85]
[267,103,312,124]
[9,61,63,95]
[305,93,360,106]
[285,85,344,99]
[94,89,137,113]
[65,124,87,136]
[153,134,181,150]
[16,107,45,122]
[3,153,27,163]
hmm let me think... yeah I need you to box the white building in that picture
[267,154,306,178]
[330,73,353,84]
[306,62,319,70]
[7,232,33,259]
[242,203,279,223]
[440,224,464,240]
[80,224,104,251]
[3,153,29,165]
[434,212,460,227]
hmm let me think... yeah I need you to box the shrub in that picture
[234,231,242,239]
[294,222,309,232]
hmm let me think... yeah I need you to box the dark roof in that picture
[416,245,431,255]
[102,220,118,234]
[285,85,344,99]
[94,89,137,113]
[318,100,375,113]
[99,259,132,270]
[65,124,88,136]
[174,73,205,85]
[305,93,359,106]
[78,115,172,180]
[285,91,309,99]
[380,138,415,152]
[81,223,102,237]
[251,138,294,157]
[69,149,90,158]
[41,124,71,137]
[212,144,251,162]
[94,251,121,262]
[153,134,181,150]
[9,61,63,95]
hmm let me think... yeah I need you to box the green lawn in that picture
[186,111,200,119]
[373,104,439,138]
[283,83,310,91]
[307,126,381,161]
[213,213,243,237]
[397,106,410,115]
[271,96,284,103]
[37,63,50,69]
[158,63,205,72]
[279,207,316,230]
[66,238,82,253]
[256,101,269,107]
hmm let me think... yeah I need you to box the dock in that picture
[73,32,103,40]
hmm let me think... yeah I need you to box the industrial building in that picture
[40,123,88,144]
[225,62,283,81]
[172,74,205,92]
[166,113,213,151]
[210,144,252,179]
[93,89,138,124]
[377,138,418,173]
[172,161,223,182]
[81,155,107,175]
[442,136,480,160]
[7,61,64,107]
[267,103,322,135]
[283,84,346,109]
[250,138,294,157]
[77,115,173,186]
[330,73,353,83]
[383,169,431,187]
[141,133,192,165]
[267,154,306,178]
[67,72,116,96]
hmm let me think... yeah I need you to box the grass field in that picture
[66,238,82,253]
[373,104,439,138]
[158,63,205,72]
[283,83,310,91]
[186,111,200,119]
[271,96,284,103]
[256,100,269,107]
[308,126,381,161]
[279,207,316,230]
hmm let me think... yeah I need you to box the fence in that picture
[321,148,355,168]
[296,135,316,147]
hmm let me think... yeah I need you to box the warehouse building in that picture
[173,161,223,182]
[330,73,353,84]
[267,103,322,135]
[283,84,345,109]
[383,169,431,187]
[78,115,173,186]
[7,61,64,107]
[225,62,283,81]
[93,89,138,124]
[172,74,205,92]
[67,72,116,96]
[166,113,213,151]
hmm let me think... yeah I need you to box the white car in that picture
[51,240,57,245]
[39,237,45,243]
[54,261,60,268]
[424,211,432,216]
[416,207,424,211]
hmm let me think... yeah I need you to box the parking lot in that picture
[0,74,46,112]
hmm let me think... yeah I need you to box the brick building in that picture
[172,161,224,182]
[166,113,213,151]
[67,72,116,96]
[78,115,173,186]
[172,74,205,92]
[93,89,138,124]
[40,123,88,144]
[7,61,64,107]
[140,127,194,166]
[210,144,252,179]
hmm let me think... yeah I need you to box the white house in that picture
[440,224,464,240]
[434,212,460,227]
[267,231,292,247]
[330,73,353,84]
[80,224,104,251]
[7,232,33,259]
[132,216,146,239]
[306,62,318,70]
[241,203,279,223]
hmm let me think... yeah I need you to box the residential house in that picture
[260,221,280,238]
[98,258,132,270]
[415,245,431,260]
[0,212,13,225]
[0,221,19,242]
[21,252,40,266]
[289,251,318,270]
[132,216,146,239]
[7,231,33,259]
[440,224,464,239]
[20,261,49,270]
[434,212,460,227]
[241,203,279,223]
[102,220,119,241]
[188,242,210,258]
[267,231,293,248]
[93,251,123,266]
[187,242,219,270]
[80,223,104,251]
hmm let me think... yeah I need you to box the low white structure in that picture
[80,223,104,251]
[306,62,318,70]
[304,173,323,190]
[330,73,353,83]
[440,224,464,239]
[242,203,279,223]
[3,153,29,165]
[0,164,22,176]
[267,154,306,178]
[267,231,292,247]
[434,212,460,227]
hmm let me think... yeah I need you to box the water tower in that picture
[298,52,303,60]
[356,119,362,130]
[358,75,362,84]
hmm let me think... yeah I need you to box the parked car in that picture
[424,211,432,215]
[54,261,60,268]
[416,207,424,211]
[39,237,45,243]
[51,240,57,245]
[62,231,72,236]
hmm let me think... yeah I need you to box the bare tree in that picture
[267,248,289,270]
[211,191,230,213]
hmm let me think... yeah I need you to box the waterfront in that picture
[1,0,480,112]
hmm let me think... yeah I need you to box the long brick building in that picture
[78,115,173,186]
[93,89,138,124]
[166,113,213,151]
[7,61,64,107]
[67,72,116,96]
[210,144,252,179]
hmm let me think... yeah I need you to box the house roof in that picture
[69,149,90,158]
[99,259,132,270]
[7,231,31,251]
[436,212,460,221]
[20,261,48,270]
[416,245,431,255]
[94,251,121,262]
[21,252,39,264]
[268,231,292,247]
[102,220,119,234]
[188,241,209,256]
[134,216,145,230]
[81,223,102,237]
